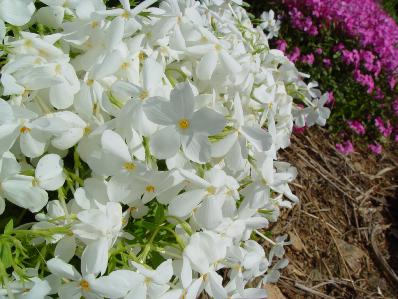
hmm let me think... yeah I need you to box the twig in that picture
[371,225,398,287]
[294,282,336,299]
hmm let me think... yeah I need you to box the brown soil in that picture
[268,127,398,298]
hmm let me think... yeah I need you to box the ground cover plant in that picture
[0,0,330,298]
[254,0,398,155]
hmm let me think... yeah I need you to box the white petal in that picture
[59,282,81,299]
[181,256,192,288]
[35,154,65,191]
[153,259,173,284]
[143,58,163,92]
[1,73,24,95]
[186,277,203,299]
[211,132,238,158]
[92,50,124,80]
[194,198,223,229]
[191,107,226,135]
[207,271,228,299]
[19,130,48,158]
[0,0,35,26]
[34,6,64,28]
[168,189,206,218]
[233,93,244,126]
[81,238,109,276]
[159,290,184,299]
[196,51,217,81]
[52,128,84,150]
[49,82,74,109]
[2,176,48,212]
[91,270,144,299]
[101,130,131,163]
[219,50,242,75]
[21,278,51,299]
[47,258,81,281]
[55,236,76,263]
[150,126,180,159]
[170,82,195,120]
[111,81,142,100]
[106,17,124,50]
[0,196,5,215]
[181,134,211,164]
[0,151,21,180]
[0,19,5,41]
[0,123,19,156]
[240,125,273,152]
[143,97,176,126]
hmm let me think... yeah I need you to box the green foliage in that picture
[382,0,398,23]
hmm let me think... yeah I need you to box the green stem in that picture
[138,225,163,263]
[0,260,15,299]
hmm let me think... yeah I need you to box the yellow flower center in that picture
[200,36,208,43]
[144,277,152,285]
[32,178,39,187]
[178,119,190,129]
[24,39,33,48]
[80,280,90,291]
[121,10,130,19]
[86,79,94,86]
[84,127,92,135]
[145,185,155,193]
[20,126,31,134]
[123,162,136,171]
[55,64,62,75]
[139,90,149,100]
[38,49,49,58]
[138,51,146,62]
[206,186,216,195]
[214,44,222,52]
[121,62,130,70]
[91,21,99,28]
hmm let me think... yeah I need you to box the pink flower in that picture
[323,58,332,68]
[275,39,288,52]
[336,140,354,155]
[375,116,393,137]
[368,143,382,155]
[347,120,365,135]
[326,91,335,105]
[389,76,397,90]
[288,47,301,63]
[301,53,315,65]
[293,126,306,134]
[393,99,398,116]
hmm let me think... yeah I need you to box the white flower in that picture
[304,94,331,126]
[144,81,226,163]
[168,168,238,229]
[35,154,65,191]
[0,151,48,214]
[78,129,146,177]
[183,231,231,299]
[128,259,173,298]
[47,257,141,299]
[259,10,281,39]
[0,0,35,26]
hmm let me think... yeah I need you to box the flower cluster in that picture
[261,0,398,155]
[0,1,328,298]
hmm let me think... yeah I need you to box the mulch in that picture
[266,127,398,298]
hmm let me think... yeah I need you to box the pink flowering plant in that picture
[251,0,398,155]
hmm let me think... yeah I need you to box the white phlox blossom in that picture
[0,0,330,298]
